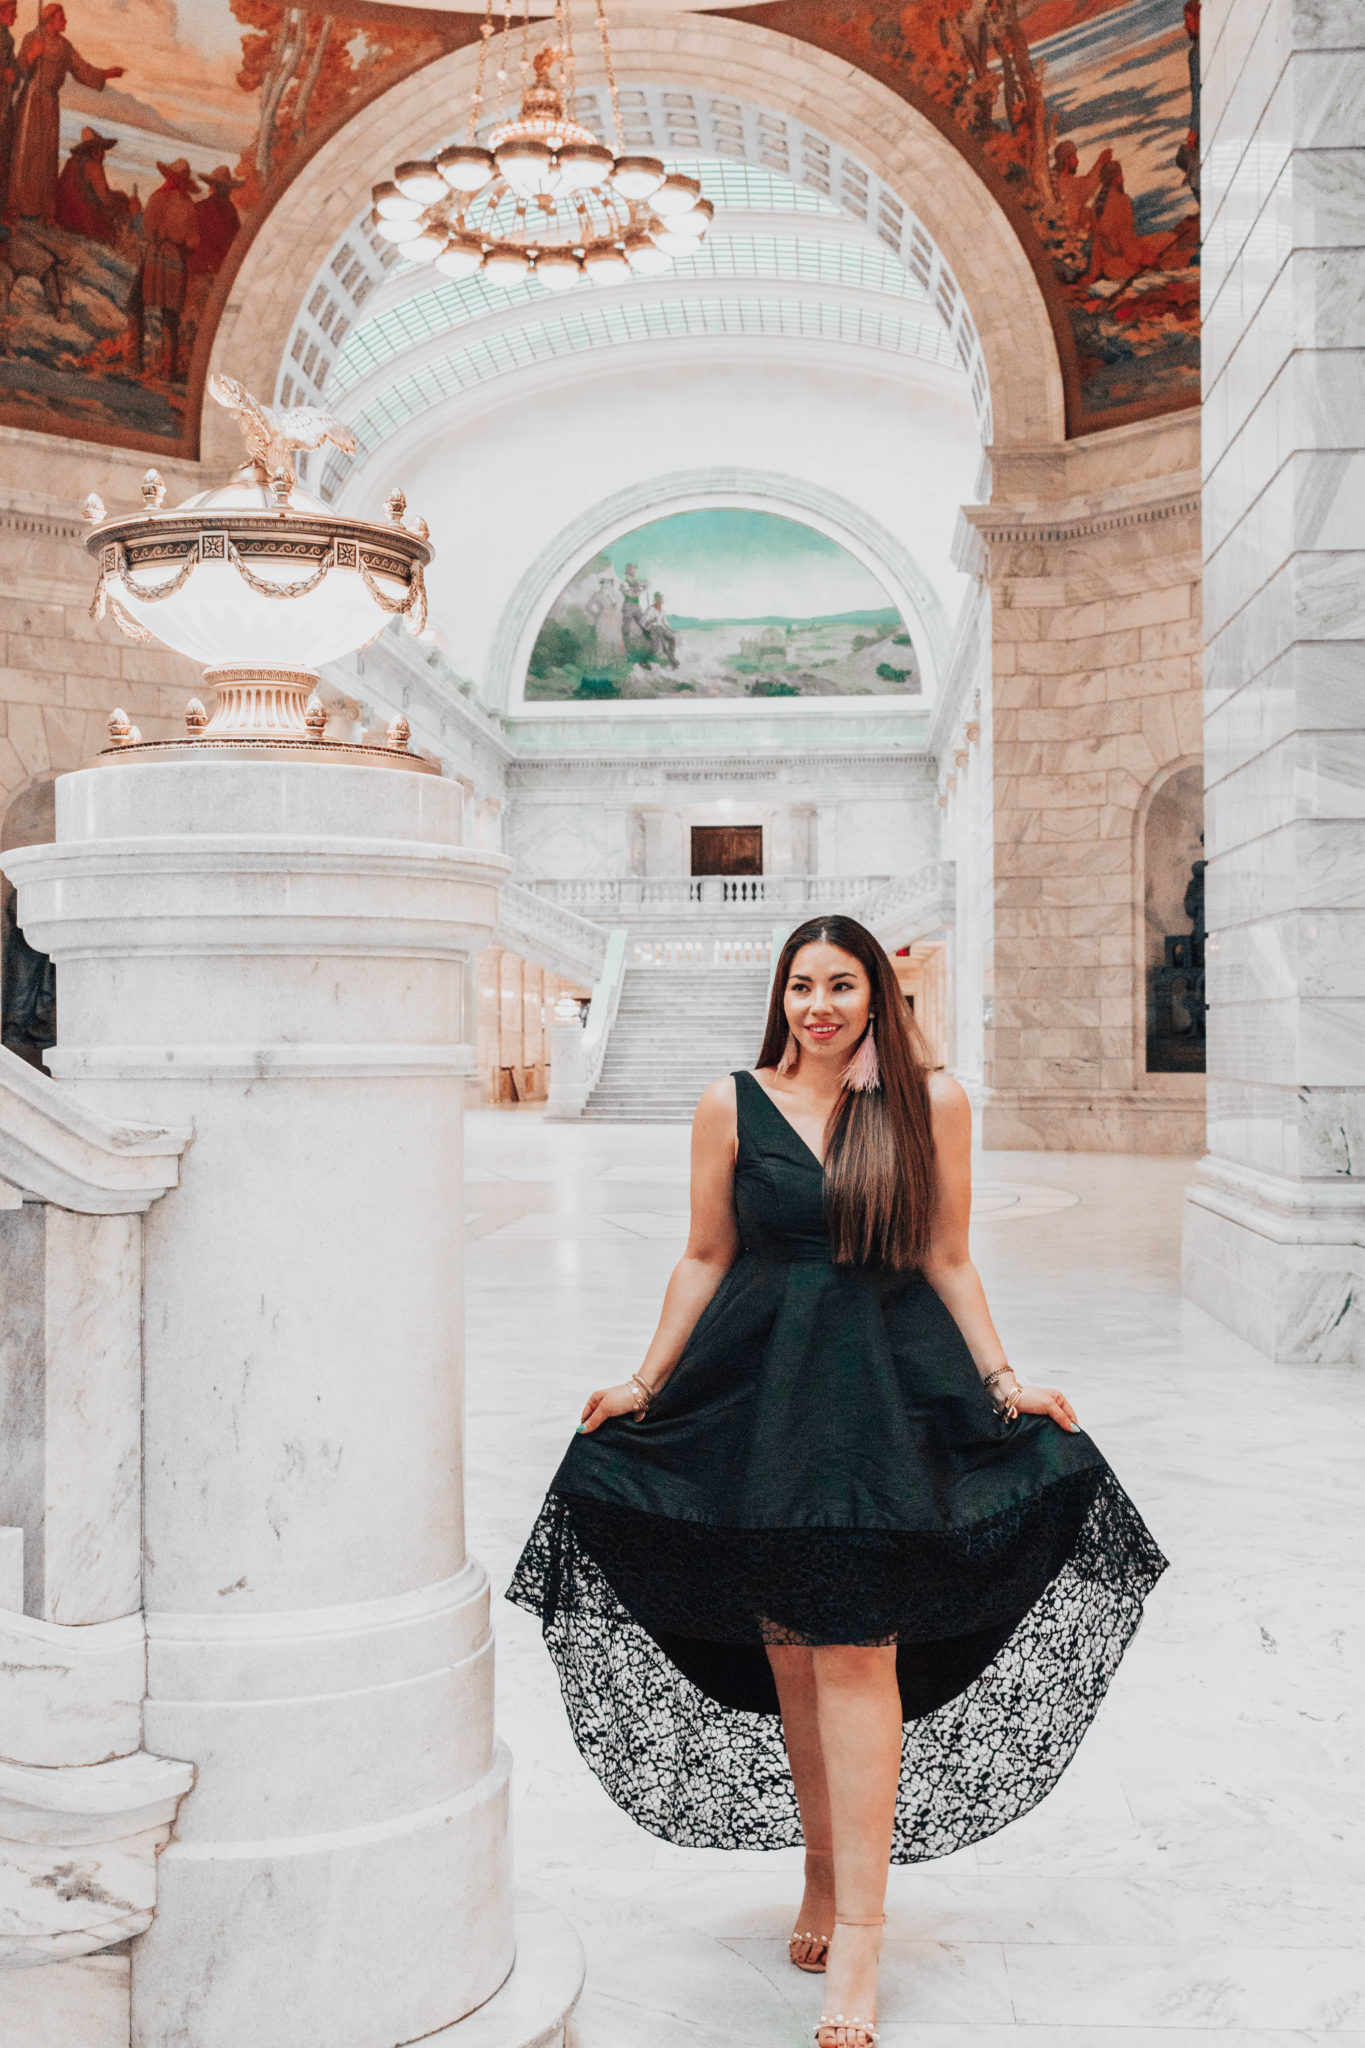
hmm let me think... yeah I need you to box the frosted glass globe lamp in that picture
[609,155,666,200]
[82,375,436,771]
[394,159,448,205]
[652,174,703,215]
[534,250,583,292]
[435,238,487,279]
[436,144,495,191]
[624,237,671,276]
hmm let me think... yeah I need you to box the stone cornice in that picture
[505,751,934,780]
[0,500,84,545]
[961,470,1201,551]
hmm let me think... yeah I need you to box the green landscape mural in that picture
[524,508,919,704]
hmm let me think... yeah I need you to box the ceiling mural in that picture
[524,509,920,705]
[0,0,471,453]
[0,0,1197,457]
[725,0,1201,429]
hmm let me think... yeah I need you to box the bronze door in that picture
[691,826,763,876]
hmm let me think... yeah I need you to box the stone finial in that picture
[412,516,430,542]
[82,492,106,524]
[387,713,411,751]
[305,694,328,737]
[384,487,407,527]
[184,698,208,735]
[141,468,167,510]
[108,707,133,744]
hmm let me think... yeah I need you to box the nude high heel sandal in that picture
[789,1848,835,1972]
[813,1913,884,2046]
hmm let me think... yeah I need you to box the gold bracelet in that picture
[982,1364,1014,1395]
[629,1372,654,1417]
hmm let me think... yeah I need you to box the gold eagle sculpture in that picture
[207,373,357,494]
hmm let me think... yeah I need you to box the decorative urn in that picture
[83,375,436,770]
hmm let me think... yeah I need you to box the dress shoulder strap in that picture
[731,1069,759,1152]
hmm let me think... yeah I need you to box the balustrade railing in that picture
[631,936,773,967]
[529,875,893,915]
[495,880,610,982]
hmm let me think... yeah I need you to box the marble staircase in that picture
[583,964,773,1122]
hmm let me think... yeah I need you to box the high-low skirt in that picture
[508,1244,1167,1864]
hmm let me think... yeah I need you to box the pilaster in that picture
[964,418,1206,1154]
[1184,0,1365,1360]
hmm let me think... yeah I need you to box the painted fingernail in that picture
[575,1424,587,1434]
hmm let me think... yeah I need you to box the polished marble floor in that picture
[464,1111,1364,2048]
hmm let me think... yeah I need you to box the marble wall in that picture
[960,415,1207,1155]
[1182,0,1365,1361]
[503,753,939,885]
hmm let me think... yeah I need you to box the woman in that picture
[509,916,1166,2047]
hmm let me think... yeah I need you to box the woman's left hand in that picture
[1011,1384,1081,1433]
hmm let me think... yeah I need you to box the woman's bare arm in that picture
[579,1076,741,1431]
[919,1073,1079,1432]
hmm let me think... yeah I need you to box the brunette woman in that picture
[509,915,1166,2047]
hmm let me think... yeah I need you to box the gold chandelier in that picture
[371,0,713,291]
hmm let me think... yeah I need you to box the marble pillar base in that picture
[0,1950,130,2048]
[982,1087,1205,1156]
[416,1890,584,2048]
[1183,1158,1365,1363]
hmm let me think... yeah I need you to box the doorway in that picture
[691,826,763,876]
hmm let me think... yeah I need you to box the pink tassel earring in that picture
[843,1021,881,1093]
[776,1030,799,1076]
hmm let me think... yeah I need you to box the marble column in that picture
[1183,0,1365,1360]
[3,757,572,2047]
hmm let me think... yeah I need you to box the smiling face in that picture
[782,941,871,1065]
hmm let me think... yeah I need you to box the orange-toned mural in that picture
[0,1,470,453]
[727,0,1201,429]
[0,0,1197,456]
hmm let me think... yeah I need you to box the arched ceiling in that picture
[276,94,992,504]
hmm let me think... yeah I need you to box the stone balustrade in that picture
[0,1047,196,2032]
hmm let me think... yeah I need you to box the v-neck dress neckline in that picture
[741,1069,826,1170]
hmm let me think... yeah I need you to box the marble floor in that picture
[464,1111,1364,2048]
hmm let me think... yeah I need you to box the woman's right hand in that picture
[578,1381,646,1433]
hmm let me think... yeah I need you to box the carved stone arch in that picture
[484,466,951,717]
[205,16,1063,473]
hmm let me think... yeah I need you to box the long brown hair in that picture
[756,915,936,1269]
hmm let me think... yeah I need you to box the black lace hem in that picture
[506,1470,1167,1862]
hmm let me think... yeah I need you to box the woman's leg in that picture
[811,1643,902,2044]
[767,1645,836,1965]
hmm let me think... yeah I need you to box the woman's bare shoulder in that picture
[926,1068,971,1125]
[694,1073,740,1123]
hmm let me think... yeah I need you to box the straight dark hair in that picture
[756,915,936,1270]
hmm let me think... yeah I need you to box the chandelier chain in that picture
[469,0,494,141]
[495,0,514,120]
[593,0,622,149]
[561,0,577,120]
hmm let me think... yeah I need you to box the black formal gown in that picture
[508,1070,1167,1861]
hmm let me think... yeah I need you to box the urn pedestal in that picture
[4,756,582,2048]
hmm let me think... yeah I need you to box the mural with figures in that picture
[0,0,1196,454]
[524,509,920,704]
[727,0,1202,425]
[0,0,466,451]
